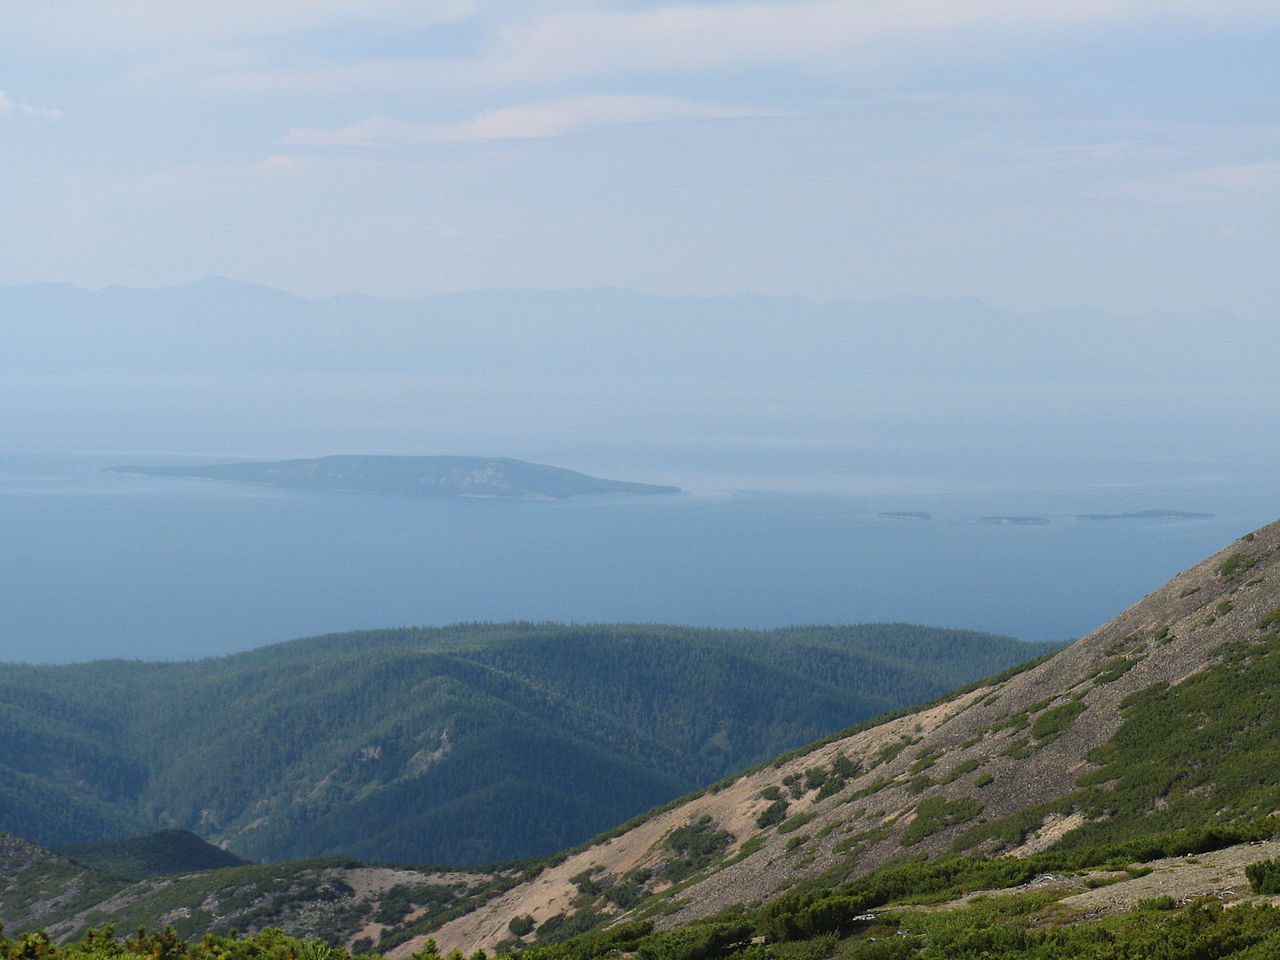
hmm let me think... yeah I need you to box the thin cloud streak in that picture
[207,0,1280,95]
[282,95,779,145]
[1,0,478,55]
[0,89,63,119]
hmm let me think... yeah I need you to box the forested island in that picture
[106,455,680,500]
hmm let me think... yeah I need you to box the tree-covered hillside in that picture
[56,830,248,880]
[0,622,1046,866]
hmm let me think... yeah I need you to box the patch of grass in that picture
[1091,656,1140,684]
[1001,738,1033,759]
[1218,552,1258,578]
[939,758,982,784]
[1257,608,1280,632]
[785,834,810,853]
[778,812,818,835]
[1030,701,1087,742]
[900,797,983,845]
[906,775,934,795]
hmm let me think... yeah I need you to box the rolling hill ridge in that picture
[0,622,1042,867]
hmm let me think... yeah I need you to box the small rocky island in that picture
[106,455,681,501]
[1076,509,1214,521]
[978,515,1051,526]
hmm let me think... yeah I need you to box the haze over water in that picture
[6,442,1276,664]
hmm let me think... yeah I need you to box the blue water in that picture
[3,451,1275,663]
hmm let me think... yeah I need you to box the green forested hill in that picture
[0,622,1045,865]
[56,830,248,880]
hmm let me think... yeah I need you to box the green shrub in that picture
[507,916,534,937]
[900,797,983,845]
[778,812,817,834]
[1030,702,1086,742]
[1257,609,1280,633]
[803,767,829,792]
[940,758,981,784]
[832,754,862,778]
[1092,657,1139,684]
[1247,858,1280,894]
[633,920,752,960]
[815,776,847,801]
[757,800,789,829]
[667,816,732,857]
[1218,553,1257,578]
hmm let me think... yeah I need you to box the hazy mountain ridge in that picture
[0,279,1258,384]
[0,622,1041,867]
[106,456,680,500]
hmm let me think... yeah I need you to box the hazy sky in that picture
[1,1,1277,316]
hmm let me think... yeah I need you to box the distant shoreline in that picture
[1076,509,1214,521]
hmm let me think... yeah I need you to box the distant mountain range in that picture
[0,278,1247,385]
[107,456,680,500]
[1,279,1263,464]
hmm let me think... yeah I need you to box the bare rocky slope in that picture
[410,518,1280,955]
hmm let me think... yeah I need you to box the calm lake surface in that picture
[4,451,1276,663]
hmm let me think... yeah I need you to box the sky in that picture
[1,0,1277,317]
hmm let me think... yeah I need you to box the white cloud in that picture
[1188,162,1280,190]
[0,89,63,119]
[483,0,1280,81]
[207,0,1280,95]
[282,94,774,145]
[1092,162,1280,207]
[2,1,478,55]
